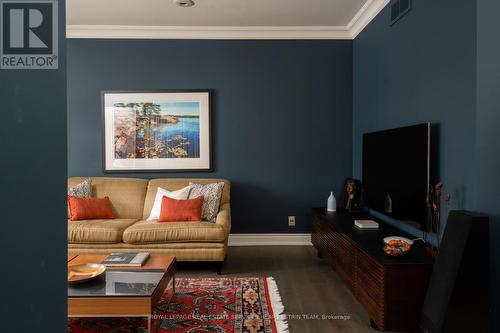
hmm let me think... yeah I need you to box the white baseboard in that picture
[228,233,312,246]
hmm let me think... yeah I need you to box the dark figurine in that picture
[427,181,444,247]
[341,178,362,212]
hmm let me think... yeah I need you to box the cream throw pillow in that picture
[147,186,191,221]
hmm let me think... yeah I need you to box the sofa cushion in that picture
[123,220,227,244]
[68,242,227,261]
[68,218,138,244]
[142,179,230,220]
[68,177,148,219]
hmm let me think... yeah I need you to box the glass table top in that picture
[68,269,165,297]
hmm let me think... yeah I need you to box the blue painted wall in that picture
[352,0,477,240]
[67,39,353,233]
[354,0,500,329]
[0,0,67,331]
[476,0,500,329]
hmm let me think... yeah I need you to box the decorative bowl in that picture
[68,263,106,284]
[383,236,414,257]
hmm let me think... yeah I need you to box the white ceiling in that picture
[66,0,390,39]
[67,0,368,26]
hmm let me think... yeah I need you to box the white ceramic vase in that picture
[327,192,336,212]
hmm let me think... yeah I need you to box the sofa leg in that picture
[216,261,224,275]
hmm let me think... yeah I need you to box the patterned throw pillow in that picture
[188,182,225,222]
[67,178,92,218]
[68,178,92,198]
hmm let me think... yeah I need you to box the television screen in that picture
[362,123,430,231]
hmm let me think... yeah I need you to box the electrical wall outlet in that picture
[288,216,296,226]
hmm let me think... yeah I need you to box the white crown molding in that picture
[66,25,351,40]
[228,233,312,246]
[66,0,389,40]
[347,0,390,38]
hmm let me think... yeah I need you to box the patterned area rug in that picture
[68,277,288,333]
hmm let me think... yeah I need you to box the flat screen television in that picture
[362,123,430,231]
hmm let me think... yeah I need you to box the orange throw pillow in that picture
[158,196,204,222]
[68,196,114,221]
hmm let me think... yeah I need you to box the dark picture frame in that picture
[101,90,213,173]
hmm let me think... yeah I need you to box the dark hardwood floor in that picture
[177,246,384,333]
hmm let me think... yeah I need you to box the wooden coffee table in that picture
[68,254,176,333]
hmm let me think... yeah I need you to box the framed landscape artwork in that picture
[102,90,212,172]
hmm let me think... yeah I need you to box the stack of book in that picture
[101,252,150,267]
[354,219,379,230]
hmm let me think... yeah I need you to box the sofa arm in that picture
[215,203,231,234]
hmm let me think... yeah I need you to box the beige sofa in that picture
[67,177,231,265]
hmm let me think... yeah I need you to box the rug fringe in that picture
[266,277,289,333]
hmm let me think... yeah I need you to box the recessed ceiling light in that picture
[174,0,195,7]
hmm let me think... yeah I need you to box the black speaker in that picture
[420,211,490,333]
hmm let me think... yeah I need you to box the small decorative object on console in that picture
[384,192,393,214]
[427,181,443,247]
[341,178,362,211]
[354,219,379,229]
[383,236,413,256]
[327,191,337,212]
